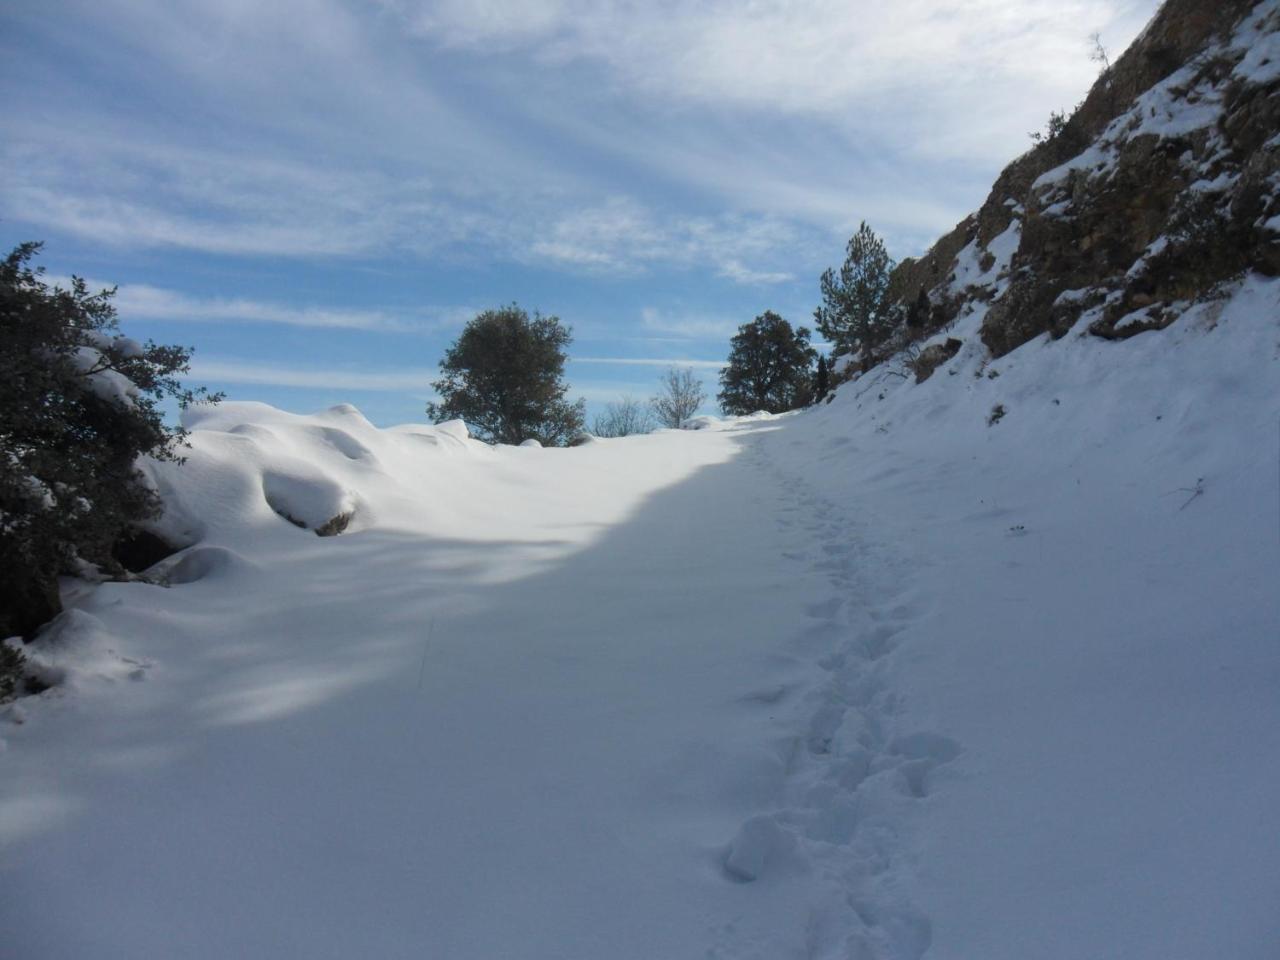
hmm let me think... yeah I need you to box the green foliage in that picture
[718,311,817,416]
[0,242,219,638]
[427,304,585,446]
[650,367,706,428]
[1029,109,1070,145]
[814,222,896,364]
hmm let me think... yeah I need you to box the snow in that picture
[947,221,1021,300]
[70,344,140,407]
[2,272,1279,958]
[1233,1,1280,85]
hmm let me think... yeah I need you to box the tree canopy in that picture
[427,304,585,446]
[718,311,817,416]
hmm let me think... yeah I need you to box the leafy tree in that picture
[427,304,584,446]
[814,221,895,367]
[718,311,817,416]
[591,396,654,437]
[650,366,706,428]
[1,242,219,639]
[813,354,830,402]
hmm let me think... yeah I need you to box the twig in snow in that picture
[1171,477,1205,511]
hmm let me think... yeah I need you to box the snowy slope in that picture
[769,273,1280,958]
[3,271,1278,959]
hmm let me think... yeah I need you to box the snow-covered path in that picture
[1,416,941,959]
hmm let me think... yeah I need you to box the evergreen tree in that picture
[1,242,218,638]
[427,304,585,446]
[813,354,830,402]
[718,311,817,416]
[814,221,895,366]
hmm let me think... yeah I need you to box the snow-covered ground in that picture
[2,275,1279,958]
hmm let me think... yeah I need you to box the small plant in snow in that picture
[988,404,1007,426]
[1028,110,1069,145]
[1176,477,1205,510]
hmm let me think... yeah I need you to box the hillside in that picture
[2,2,1279,958]
[881,0,1278,363]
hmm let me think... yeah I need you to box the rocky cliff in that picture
[885,0,1279,372]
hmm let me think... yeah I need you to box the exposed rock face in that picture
[885,0,1279,360]
[911,338,963,383]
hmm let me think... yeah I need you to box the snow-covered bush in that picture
[0,243,218,638]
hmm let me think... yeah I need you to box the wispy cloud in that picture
[1,0,1159,299]
[190,359,439,392]
[529,197,804,281]
[39,274,472,332]
[116,285,412,332]
[638,307,741,340]
[717,260,794,284]
[570,356,725,369]
[401,0,1156,164]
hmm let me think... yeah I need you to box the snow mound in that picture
[723,815,799,882]
[157,545,258,585]
[23,610,151,692]
[681,415,720,430]
[262,466,358,534]
[145,401,498,547]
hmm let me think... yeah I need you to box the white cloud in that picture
[529,196,809,281]
[404,1,1154,113]
[189,359,440,392]
[400,0,1159,167]
[37,274,472,332]
[638,307,741,340]
[113,285,409,331]
[570,356,726,369]
[2,0,1160,277]
[717,260,794,284]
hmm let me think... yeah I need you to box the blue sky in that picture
[2,0,1159,426]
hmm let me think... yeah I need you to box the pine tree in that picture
[814,221,895,367]
[813,354,830,402]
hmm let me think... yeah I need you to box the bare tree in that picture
[650,367,706,428]
[591,395,655,437]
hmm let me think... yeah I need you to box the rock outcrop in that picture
[883,0,1279,361]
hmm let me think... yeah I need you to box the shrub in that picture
[0,242,218,638]
[592,396,655,437]
[650,367,707,428]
